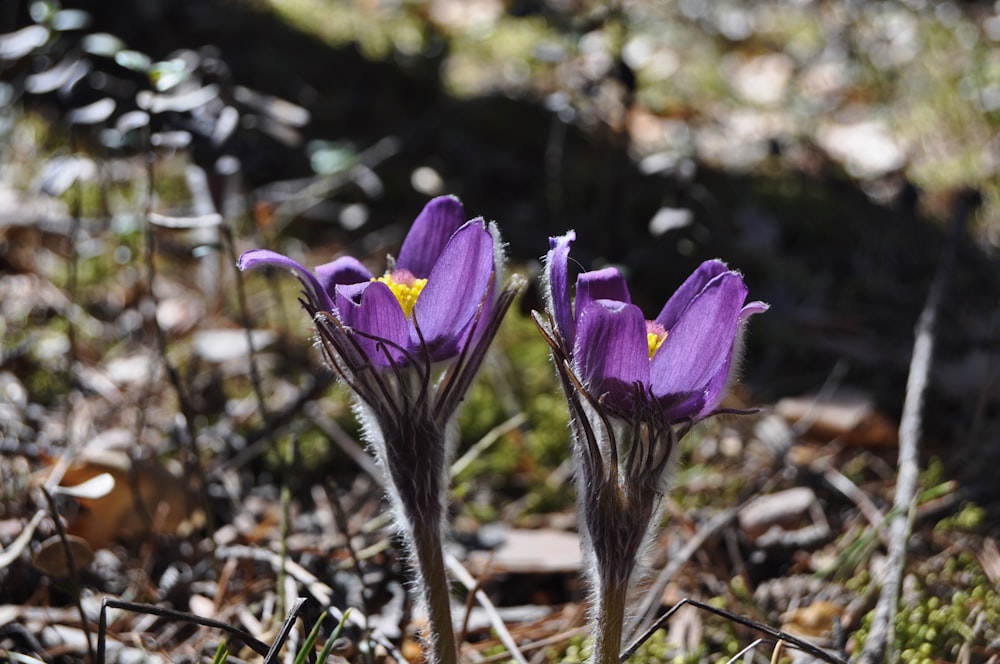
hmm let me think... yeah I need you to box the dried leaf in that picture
[53,472,115,500]
[53,451,203,550]
[780,600,844,638]
[31,534,94,577]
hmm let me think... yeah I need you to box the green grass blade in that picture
[294,611,328,664]
[316,608,352,663]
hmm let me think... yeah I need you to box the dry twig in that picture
[856,191,978,664]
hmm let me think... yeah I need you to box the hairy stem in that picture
[586,489,646,664]
[370,403,457,664]
[593,572,628,664]
[412,524,458,664]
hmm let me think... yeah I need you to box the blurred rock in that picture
[465,527,582,574]
[775,389,898,448]
[738,486,818,543]
[816,120,906,178]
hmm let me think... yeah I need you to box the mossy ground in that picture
[2,0,1000,662]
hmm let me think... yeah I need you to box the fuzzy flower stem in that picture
[375,412,457,664]
[584,457,658,664]
[412,522,458,664]
[592,574,628,664]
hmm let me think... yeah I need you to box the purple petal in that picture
[446,218,507,356]
[692,345,736,417]
[698,300,768,414]
[412,219,494,359]
[336,281,410,367]
[654,259,729,330]
[334,281,369,317]
[662,297,769,421]
[663,360,728,422]
[315,256,372,297]
[741,300,770,320]
[396,195,466,279]
[544,231,576,346]
[574,300,649,409]
[238,248,333,311]
[574,267,631,322]
[649,271,748,403]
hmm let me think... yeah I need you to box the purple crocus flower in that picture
[546,230,769,422]
[535,230,767,664]
[240,196,524,664]
[239,195,499,368]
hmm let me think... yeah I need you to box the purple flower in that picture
[240,197,524,664]
[535,231,766,663]
[545,230,768,423]
[238,195,498,368]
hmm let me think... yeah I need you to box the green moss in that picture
[920,457,945,488]
[935,501,987,533]
[23,360,72,404]
[844,568,872,594]
[853,554,1000,658]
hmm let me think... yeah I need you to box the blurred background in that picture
[2,0,1000,661]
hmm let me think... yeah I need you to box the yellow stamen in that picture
[647,332,667,359]
[646,321,668,359]
[373,270,428,318]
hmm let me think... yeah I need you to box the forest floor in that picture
[2,1,1000,662]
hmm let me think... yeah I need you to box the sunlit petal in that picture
[545,231,577,345]
[413,219,494,359]
[315,256,372,296]
[674,300,768,419]
[649,272,747,403]
[575,267,630,323]
[741,300,770,320]
[333,281,368,321]
[396,195,466,279]
[238,248,333,312]
[574,300,649,409]
[653,259,729,330]
[336,281,410,367]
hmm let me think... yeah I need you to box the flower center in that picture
[373,268,428,318]
[646,321,667,359]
